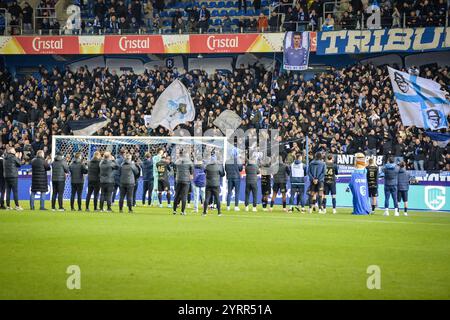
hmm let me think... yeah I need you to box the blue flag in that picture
[68,118,110,136]
[425,131,450,148]
[349,168,371,215]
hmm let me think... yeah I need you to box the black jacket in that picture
[3,153,21,178]
[87,158,101,183]
[70,158,88,184]
[52,155,69,182]
[31,156,50,192]
[100,159,119,184]
[175,158,194,183]
[245,163,259,184]
[205,162,225,187]
[120,159,139,186]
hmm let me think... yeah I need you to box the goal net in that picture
[52,135,228,201]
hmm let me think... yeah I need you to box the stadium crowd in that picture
[0,61,449,171]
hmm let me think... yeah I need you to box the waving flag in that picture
[388,67,450,130]
[425,131,450,147]
[68,118,110,136]
[148,79,195,131]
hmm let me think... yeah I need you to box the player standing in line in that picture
[156,155,172,208]
[69,152,88,212]
[99,152,119,212]
[152,148,164,205]
[86,151,102,212]
[397,161,410,216]
[323,154,338,214]
[202,155,225,216]
[382,157,400,216]
[289,154,307,213]
[308,152,325,214]
[366,158,379,214]
[260,163,272,211]
[244,158,259,212]
[270,157,291,212]
[172,150,194,216]
[225,157,243,211]
[118,153,139,213]
[132,155,141,207]
[141,152,153,206]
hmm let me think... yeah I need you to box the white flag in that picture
[213,110,242,135]
[148,79,195,131]
[388,66,450,130]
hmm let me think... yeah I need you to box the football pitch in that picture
[0,202,449,300]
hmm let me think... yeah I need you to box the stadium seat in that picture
[163,20,171,27]
[225,1,234,8]
[217,1,225,8]
[228,9,237,16]
[211,10,219,17]
[246,9,255,16]
[219,10,229,17]
[214,19,222,26]
[209,2,217,8]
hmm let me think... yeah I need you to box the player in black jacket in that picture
[156,156,172,208]
[366,158,379,214]
[323,155,338,214]
[270,159,291,212]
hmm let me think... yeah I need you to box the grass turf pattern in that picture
[0,202,449,299]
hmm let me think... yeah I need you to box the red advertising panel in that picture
[15,36,80,54]
[190,34,261,53]
[104,35,165,54]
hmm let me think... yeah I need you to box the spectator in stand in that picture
[294,6,308,31]
[283,6,296,31]
[254,0,262,14]
[257,12,268,32]
[119,16,130,32]
[171,8,183,30]
[322,13,335,31]
[22,2,33,32]
[8,1,22,20]
[115,0,127,19]
[173,16,186,33]
[309,9,318,30]
[152,14,162,32]
[106,15,120,34]
[94,0,107,21]
[197,5,210,33]
[130,0,142,26]
[268,11,280,31]
[412,139,426,171]
[91,15,103,34]
[222,14,233,32]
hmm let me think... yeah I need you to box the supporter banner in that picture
[316,27,450,55]
[334,154,384,166]
[0,33,316,54]
[283,31,310,71]
[15,175,450,211]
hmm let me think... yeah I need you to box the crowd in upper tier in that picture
[1,0,449,35]
[0,61,449,171]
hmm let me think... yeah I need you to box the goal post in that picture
[51,135,229,203]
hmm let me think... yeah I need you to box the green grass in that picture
[0,201,449,300]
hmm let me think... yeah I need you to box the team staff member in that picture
[225,157,243,211]
[69,152,88,211]
[289,154,306,213]
[3,147,23,210]
[119,154,139,213]
[244,159,259,212]
[308,152,325,214]
[270,158,291,212]
[203,156,225,216]
[397,161,410,216]
[30,150,51,211]
[260,163,272,211]
[141,152,153,206]
[323,154,338,214]
[132,155,141,207]
[156,156,172,208]
[86,151,102,212]
[99,152,118,212]
[366,158,379,214]
[51,151,69,211]
[173,151,194,215]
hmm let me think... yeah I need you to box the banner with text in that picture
[316,27,450,55]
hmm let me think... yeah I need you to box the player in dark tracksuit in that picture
[69,153,88,211]
[308,152,326,214]
[156,156,172,208]
[203,159,225,216]
[366,158,379,214]
[323,155,338,214]
[119,154,139,213]
[270,160,291,212]
[244,160,259,212]
[225,159,243,211]
[260,164,272,211]
[141,152,153,206]
[173,153,194,215]
[86,151,101,211]
[0,150,6,209]
[397,161,410,216]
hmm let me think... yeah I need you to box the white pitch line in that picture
[216,213,450,227]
